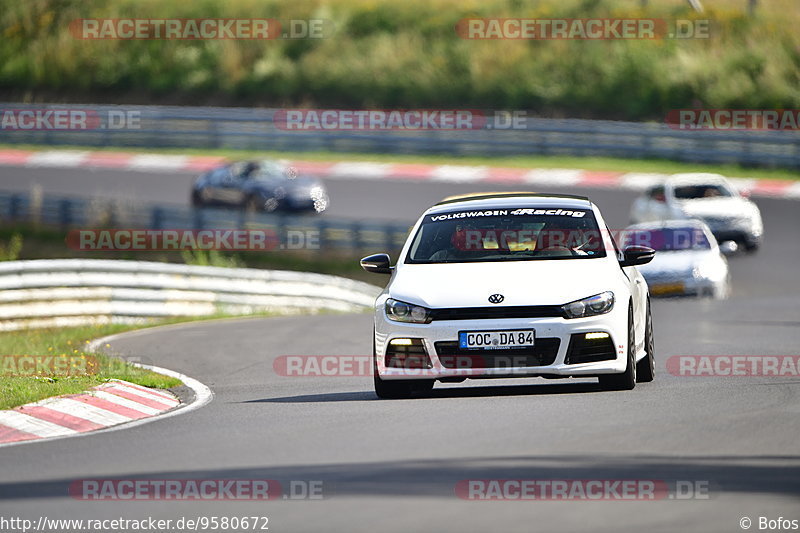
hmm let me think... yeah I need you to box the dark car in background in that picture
[191,160,329,214]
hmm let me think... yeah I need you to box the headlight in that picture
[385,298,431,324]
[562,292,615,319]
[310,185,329,213]
[692,264,709,280]
[693,260,724,281]
[309,185,326,200]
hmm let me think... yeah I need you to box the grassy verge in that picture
[2,143,799,181]
[0,311,305,410]
[0,322,183,410]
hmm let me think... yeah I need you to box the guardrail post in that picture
[317,219,328,253]
[151,207,164,230]
[59,199,72,229]
[385,224,395,252]
[9,194,22,222]
[796,136,800,168]
[210,119,221,148]
[193,208,204,230]
[277,214,287,249]
[352,221,362,253]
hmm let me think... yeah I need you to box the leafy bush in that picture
[1,0,798,120]
[0,233,23,261]
[180,249,243,268]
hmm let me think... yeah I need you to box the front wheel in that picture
[743,240,760,254]
[636,299,655,383]
[598,305,636,391]
[245,196,262,213]
[373,345,434,399]
[191,190,204,207]
[374,373,434,399]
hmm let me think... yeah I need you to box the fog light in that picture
[584,332,610,340]
[385,338,431,369]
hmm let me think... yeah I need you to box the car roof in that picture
[666,173,730,186]
[625,219,711,231]
[428,192,592,213]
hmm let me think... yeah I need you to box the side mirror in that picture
[719,240,738,255]
[360,253,393,274]
[620,246,655,267]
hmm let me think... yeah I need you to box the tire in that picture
[245,196,261,213]
[744,241,760,254]
[598,304,636,391]
[636,298,655,383]
[372,337,434,399]
[191,190,204,207]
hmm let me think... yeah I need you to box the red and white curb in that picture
[0,148,798,200]
[0,380,178,445]
[0,361,212,448]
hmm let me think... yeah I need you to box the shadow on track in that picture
[244,381,604,403]
[2,455,799,501]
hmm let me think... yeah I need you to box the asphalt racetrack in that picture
[0,165,798,532]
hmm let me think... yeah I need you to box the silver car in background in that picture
[621,220,730,299]
[629,173,763,253]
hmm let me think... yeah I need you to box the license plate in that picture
[650,282,685,296]
[459,329,535,350]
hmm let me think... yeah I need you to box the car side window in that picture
[207,168,228,185]
[649,185,666,203]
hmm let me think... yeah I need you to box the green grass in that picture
[1,0,798,120]
[0,322,182,410]
[3,142,799,181]
[0,311,317,410]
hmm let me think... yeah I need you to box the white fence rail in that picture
[0,259,381,331]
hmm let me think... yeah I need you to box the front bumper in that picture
[646,274,724,298]
[700,218,762,247]
[374,308,629,381]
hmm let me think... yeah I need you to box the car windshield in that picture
[623,228,711,252]
[249,161,292,181]
[405,207,607,264]
[673,184,733,199]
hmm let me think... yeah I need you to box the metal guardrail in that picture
[0,103,798,168]
[0,259,381,331]
[0,190,411,254]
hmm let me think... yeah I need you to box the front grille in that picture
[565,334,616,364]
[434,338,560,369]
[428,306,565,321]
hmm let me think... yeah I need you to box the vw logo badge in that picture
[488,294,504,304]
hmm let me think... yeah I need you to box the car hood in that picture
[677,197,755,219]
[389,259,620,308]
[638,250,706,277]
